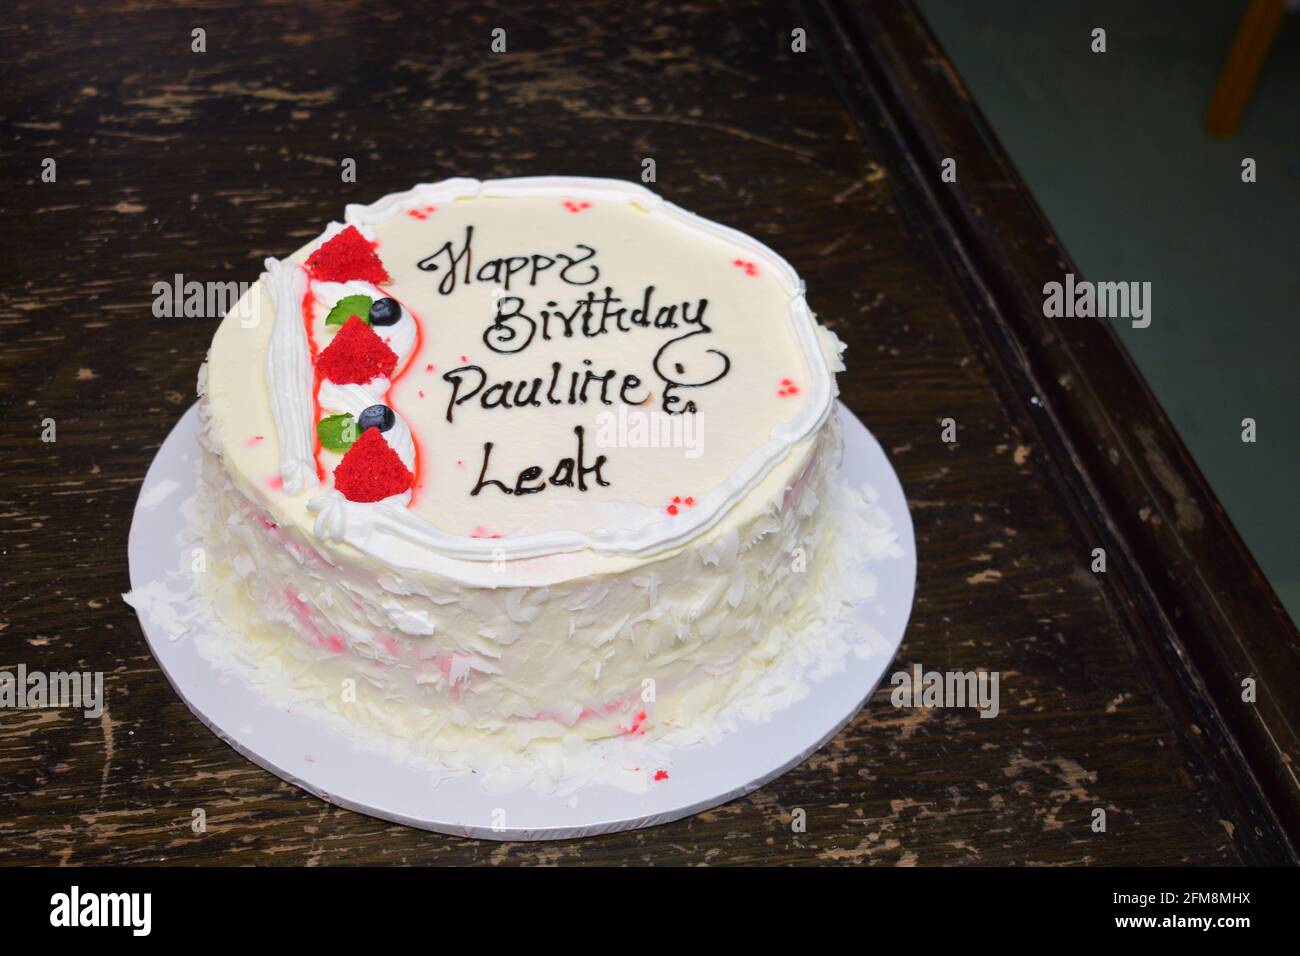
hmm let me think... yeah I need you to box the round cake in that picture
[197,176,853,765]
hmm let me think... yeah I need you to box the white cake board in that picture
[128,403,915,840]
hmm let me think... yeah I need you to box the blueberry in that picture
[369,297,402,326]
[357,404,396,433]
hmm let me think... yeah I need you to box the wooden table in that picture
[2,0,1296,865]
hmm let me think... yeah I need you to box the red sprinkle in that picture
[667,504,679,516]
[624,711,648,735]
[315,316,398,384]
[332,429,413,502]
[306,225,390,284]
[653,770,669,782]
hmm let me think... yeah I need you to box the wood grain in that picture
[0,0,1287,865]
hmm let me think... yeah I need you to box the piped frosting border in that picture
[263,257,315,495]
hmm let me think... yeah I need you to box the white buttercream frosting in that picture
[137,412,901,791]
[262,257,315,494]
[196,177,890,771]
[236,177,838,566]
[189,400,891,766]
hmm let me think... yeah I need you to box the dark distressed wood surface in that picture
[0,0,1289,865]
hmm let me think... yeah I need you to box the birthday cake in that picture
[196,176,864,767]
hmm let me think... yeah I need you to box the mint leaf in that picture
[317,413,358,452]
[324,294,374,327]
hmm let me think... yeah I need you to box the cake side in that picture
[194,390,842,744]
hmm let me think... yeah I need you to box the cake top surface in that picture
[207,177,839,568]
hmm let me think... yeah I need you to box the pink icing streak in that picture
[283,588,346,655]
[254,508,319,563]
[433,653,470,702]
[301,288,325,482]
[526,694,638,725]
[617,710,649,736]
